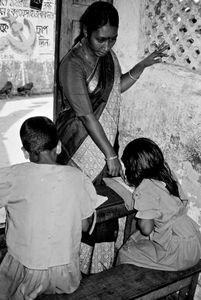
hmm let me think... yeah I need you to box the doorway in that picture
[53,0,113,120]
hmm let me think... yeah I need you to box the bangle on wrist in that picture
[128,70,140,81]
[105,155,118,161]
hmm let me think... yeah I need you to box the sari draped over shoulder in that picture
[56,46,124,275]
[56,48,121,181]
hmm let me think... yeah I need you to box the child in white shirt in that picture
[0,116,98,299]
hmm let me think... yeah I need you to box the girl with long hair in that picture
[117,137,201,271]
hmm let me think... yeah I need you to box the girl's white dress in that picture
[117,179,201,271]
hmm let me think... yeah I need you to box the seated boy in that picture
[0,116,98,299]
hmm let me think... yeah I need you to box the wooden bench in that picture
[37,261,201,299]
[1,184,201,299]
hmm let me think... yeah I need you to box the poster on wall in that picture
[0,0,55,62]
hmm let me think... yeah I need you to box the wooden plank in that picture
[37,261,201,300]
[139,277,192,299]
[187,273,200,299]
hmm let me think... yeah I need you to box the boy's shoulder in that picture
[53,164,83,174]
[43,164,86,182]
[34,163,84,178]
[0,163,84,178]
[0,162,28,174]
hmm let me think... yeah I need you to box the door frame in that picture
[53,0,62,122]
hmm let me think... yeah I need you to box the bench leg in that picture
[170,273,199,300]
[123,213,136,243]
[178,286,189,299]
[185,273,199,299]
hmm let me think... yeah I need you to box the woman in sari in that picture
[56,1,169,274]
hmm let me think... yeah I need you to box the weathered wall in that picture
[0,0,55,95]
[114,0,201,228]
[114,1,201,295]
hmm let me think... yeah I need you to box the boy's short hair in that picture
[20,116,59,153]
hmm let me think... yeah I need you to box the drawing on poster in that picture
[0,15,36,54]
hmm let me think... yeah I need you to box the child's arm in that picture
[82,212,96,233]
[137,218,154,236]
[82,217,92,232]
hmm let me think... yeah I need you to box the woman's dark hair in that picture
[20,116,59,154]
[122,137,180,198]
[74,1,119,45]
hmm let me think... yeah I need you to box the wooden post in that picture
[53,0,62,122]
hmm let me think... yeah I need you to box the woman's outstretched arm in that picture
[120,41,169,93]
[80,113,123,177]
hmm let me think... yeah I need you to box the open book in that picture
[95,194,108,209]
[103,177,134,210]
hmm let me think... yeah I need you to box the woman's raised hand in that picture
[140,41,170,67]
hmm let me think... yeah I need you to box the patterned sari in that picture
[56,45,123,274]
[56,47,121,182]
